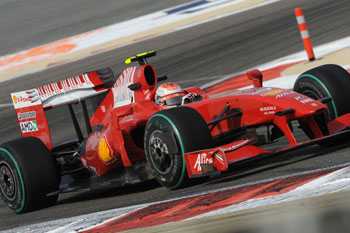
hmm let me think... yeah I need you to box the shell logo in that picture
[13,96,18,104]
[98,137,113,163]
[263,89,284,96]
[311,103,318,107]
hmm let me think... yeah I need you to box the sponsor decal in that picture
[300,98,313,104]
[113,67,136,108]
[20,120,38,133]
[295,95,304,100]
[215,152,225,166]
[101,105,106,113]
[254,87,272,95]
[260,106,276,111]
[98,137,114,163]
[260,106,276,115]
[13,95,31,104]
[194,153,213,172]
[37,74,94,101]
[262,89,284,96]
[276,91,293,98]
[18,111,36,120]
[155,121,167,130]
[11,90,41,109]
[311,103,318,107]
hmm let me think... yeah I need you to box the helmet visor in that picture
[163,96,183,106]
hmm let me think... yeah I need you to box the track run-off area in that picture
[1,0,350,232]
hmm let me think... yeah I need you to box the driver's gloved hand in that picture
[181,93,198,104]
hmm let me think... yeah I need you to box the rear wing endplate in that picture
[11,70,113,149]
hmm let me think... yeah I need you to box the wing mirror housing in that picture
[246,69,263,88]
[128,83,141,91]
[157,75,168,82]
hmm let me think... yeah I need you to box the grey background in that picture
[0,0,191,56]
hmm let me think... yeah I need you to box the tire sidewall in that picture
[294,64,350,121]
[144,114,186,189]
[294,75,336,120]
[0,137,59,213]
[0,148,26,213]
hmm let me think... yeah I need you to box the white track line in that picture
[200,36,350,90]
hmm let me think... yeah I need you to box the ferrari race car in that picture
[1,51,350,213]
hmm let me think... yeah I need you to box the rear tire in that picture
[144,107,213,189]
[0,137,60,213]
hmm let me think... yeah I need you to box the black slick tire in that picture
[293,64,350,140]
[293,64,350,121]
[0,137,60,213]
[144,106,213,189]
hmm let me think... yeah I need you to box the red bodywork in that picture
[11,61,350,181]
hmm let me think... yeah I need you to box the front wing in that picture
[184,114,350,178]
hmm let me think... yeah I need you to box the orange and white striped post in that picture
[294,8,315,61]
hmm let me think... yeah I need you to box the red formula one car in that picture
[1,51,350,213]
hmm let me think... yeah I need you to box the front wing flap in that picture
[183,139,269,178]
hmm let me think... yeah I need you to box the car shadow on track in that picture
[56,179,161,205]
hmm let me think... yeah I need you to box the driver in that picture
[155,82,200,109]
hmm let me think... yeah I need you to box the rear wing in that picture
[11,68,115,149]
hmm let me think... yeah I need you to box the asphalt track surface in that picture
[1,0,350,231]
[0,0,190,56]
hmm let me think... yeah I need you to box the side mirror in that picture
[246,69,263,88]
[157,75,168,82]
[128,83,141,91]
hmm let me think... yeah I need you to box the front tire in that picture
[144,107,213,189]
[293,64,350,140]
[0,137,60,213]
[293,64,350,121]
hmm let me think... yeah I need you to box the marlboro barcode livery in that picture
[2,51,350,213]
